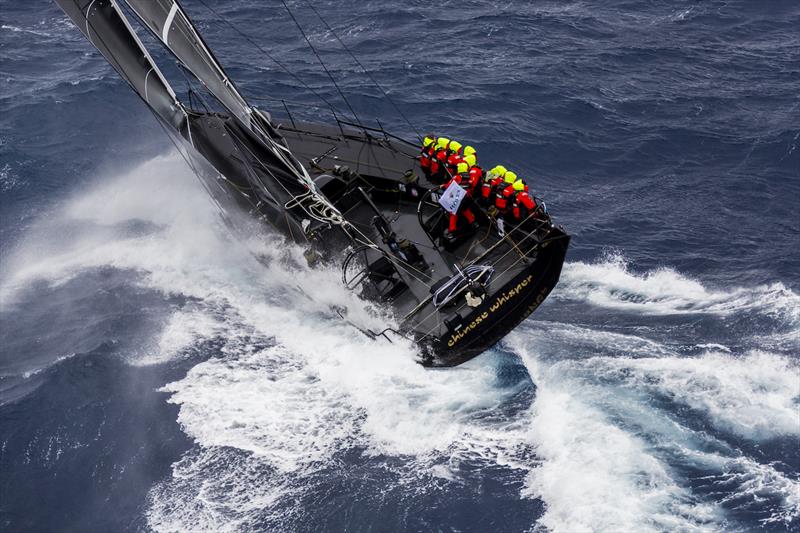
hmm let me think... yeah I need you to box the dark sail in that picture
[53,0,185,131]
[55,0,340,230]
[121,0,252,128]
[122,0,319,187]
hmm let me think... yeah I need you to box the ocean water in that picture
[1,1,798,532]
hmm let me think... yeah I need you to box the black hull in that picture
[424,228,569,366]
[281,122,570,367]
[165,116,572,367]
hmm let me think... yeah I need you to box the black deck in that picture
[276,122,570,366]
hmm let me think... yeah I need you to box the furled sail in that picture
[121,0,253,128]
[53,0,185,131]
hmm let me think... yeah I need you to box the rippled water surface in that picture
[1,1,798,531]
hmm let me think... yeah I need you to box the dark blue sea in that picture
[1,1,798,531]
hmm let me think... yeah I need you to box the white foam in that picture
[511,336,720,532]
[134,309,225,366]
[144,281,530,530]
[695,343,731,352]
[1,23,53,38]
[148,342,531,531]
[510,324,800,530]
[681,449,800,527]
[0,154,223,304]
[524,320,679,359]
[164,345,362,471]
[581,350,800,441]
[559,253,800,323]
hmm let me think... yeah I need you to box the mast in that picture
[120,0,321,188]
[119,0,253,128]
[53,0,186,132]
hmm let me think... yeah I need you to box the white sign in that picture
[438,181,467,215]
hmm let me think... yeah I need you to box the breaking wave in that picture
[510,330,800,531]
[578,350,800,441]
[559,253,800,323]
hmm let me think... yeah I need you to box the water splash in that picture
[558,252,799,324]
[3,153,797,531]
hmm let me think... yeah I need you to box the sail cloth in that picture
[53,0,185,130]
[121,0,323,188]
[55,0,337,221]
[122,0,253,128]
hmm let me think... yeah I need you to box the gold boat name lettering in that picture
[447,275,534,347]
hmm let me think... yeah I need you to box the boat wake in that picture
[2,154,797,531]
[512,333,799,532]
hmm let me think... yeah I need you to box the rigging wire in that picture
[278,0,365,128]
[302,0,422,142]
[70,0,438,342]
[191,0,346,119]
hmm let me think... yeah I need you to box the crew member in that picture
[429,137,451,183]
[480,165,507,205]
[462,153,477,170]
[444,161,477,234]
[445,140,464,176]
[461,145,477,175]
[494,170,518,214]
[419,134,437,178]
[463,153,483,188]
[510,179,538,222]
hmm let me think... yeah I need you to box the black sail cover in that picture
[54,0,185,131]
[122,0,252,128]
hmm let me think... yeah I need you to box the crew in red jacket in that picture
[419,134,437,178]
[494,171,518,214]
[444,140,464,177]
[444,162,477,234]
[480,165,507,205]
[430,137,456,183]
[463,153,483,186]
[510,179,537,221]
